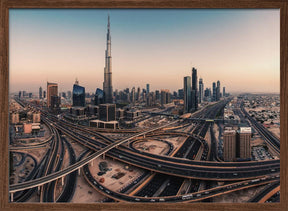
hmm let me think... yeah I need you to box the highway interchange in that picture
[9,97,280,203]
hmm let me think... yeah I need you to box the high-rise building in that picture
[95,88,105,105]
[223,127,237,161]
[146,84,150,94]
[191,67,198,111]
[50,95,61,109]
[137,87,140,101]
[223,87,226,98]
[18,91,21,98]
[216,80,221,101]
[47,82,58,108]
[155,90,160,100]
[178,89,184,99]
[39,87,43,99]
[173,91,178,99]
[103,15,113,103]
[212,82,216,102]
[184,76,192,113]
[72,79,85,107]
[43,91,46,99]
[204,88,211,98]
[62,92,67,99]
[99,104,116,121]
[146,92,155,107]
[199,78,204,104]
[237,127,252,159]
[161,89,170,106]
[224,126,252,162]
[131,87,135,104]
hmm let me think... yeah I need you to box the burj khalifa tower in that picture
[103,15,113,103]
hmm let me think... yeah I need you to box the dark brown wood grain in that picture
[1,0,287,210]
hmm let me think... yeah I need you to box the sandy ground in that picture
[88,157,145,194]
[267,127,280,139]
[251,137,265,147]
[133,139,170,155]
[71,170,106,203]
[68,137,89,159]
[212,185,266,203]
[166,136,187,149]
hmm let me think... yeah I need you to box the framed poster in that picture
[0,0,287,211]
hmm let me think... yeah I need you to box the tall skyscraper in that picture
[146,84,150,94]
[47,82,58,108]
[216,80,221,101]
[137,87,140,101]
[223,87,226,98]
[161,89,170,106]
[103,15,113,103]
[43,91,46,99]
[72,79,85,107]
[191,67,198,111]
[199,78,204,104]
[212,82,216,102]
[184,76,192,113]
[178,89,184,99]
[95,88,105,105]
[155,90,160,100]
[131,87,135,104]
[39,87,42,99]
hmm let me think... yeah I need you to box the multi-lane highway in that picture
[10,97,280,203]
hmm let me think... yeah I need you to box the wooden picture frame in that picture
[0,0,287,210]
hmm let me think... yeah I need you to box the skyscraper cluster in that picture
[183,68,227,113]
[183,67,198,113]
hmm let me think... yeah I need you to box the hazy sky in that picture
[9,9,280,94]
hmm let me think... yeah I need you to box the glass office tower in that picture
[72,84,85,107]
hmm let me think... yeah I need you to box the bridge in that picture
[9,120,179,200]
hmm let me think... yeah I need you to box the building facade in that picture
[223,127,237,161]
[39,87,42,99]
[184,76,192,113]
[95,88,105,105]
[216,80,221,101]
[99,104,116,122]
[199,78,204,104]
[72,80,85,107]
[237,127,252,159]
[191,67,198,112]
[212,82,216,102]
[47,82,58,108]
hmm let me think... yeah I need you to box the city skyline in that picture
[9,9,280,94]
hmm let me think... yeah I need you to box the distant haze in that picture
[9,9,280,94]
